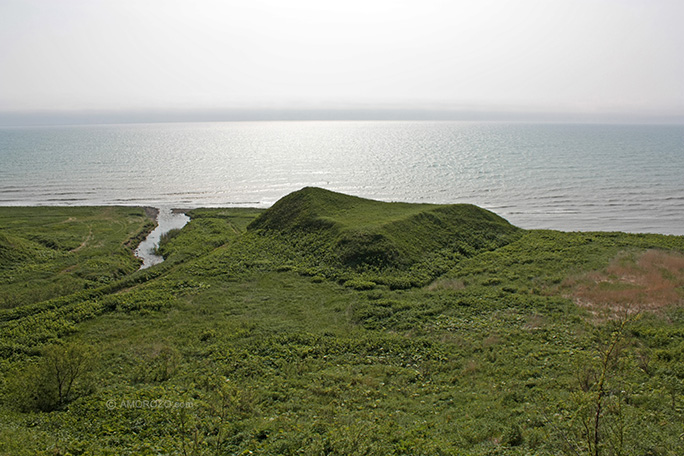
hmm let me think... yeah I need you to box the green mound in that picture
[248,187,520,269]
[0,232,41,268]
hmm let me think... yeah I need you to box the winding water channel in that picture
[134,207,190,269]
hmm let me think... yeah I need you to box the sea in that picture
[1,121,682,235]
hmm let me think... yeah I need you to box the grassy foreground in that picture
[1,188,683,455]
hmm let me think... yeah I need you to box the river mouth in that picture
[134,207,190,269]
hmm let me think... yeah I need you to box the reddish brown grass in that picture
[564,249,684,319]
[426,278,465,291]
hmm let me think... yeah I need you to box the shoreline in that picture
[4,197,678,235]
[1,203,682,237]
[142,206,160,221]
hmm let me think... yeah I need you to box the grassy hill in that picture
[248,187,520,270]
[1,189,683,455]
[244,187,522,290]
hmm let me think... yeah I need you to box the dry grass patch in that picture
[563,249,684,318]
[523,314,547,330]
[426,278,465,292]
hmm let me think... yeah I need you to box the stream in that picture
[134,207,190,269]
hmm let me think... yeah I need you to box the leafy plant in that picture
[9,343,94,412]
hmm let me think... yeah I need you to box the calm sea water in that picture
[1,121,682,235]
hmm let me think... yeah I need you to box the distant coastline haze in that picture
[1,0,682,126]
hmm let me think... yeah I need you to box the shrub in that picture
[343,279,376,290]
[9,343,94,412]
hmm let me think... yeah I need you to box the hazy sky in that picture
[1,0,683,120]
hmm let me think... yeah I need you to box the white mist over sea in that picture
[1,121,682,235]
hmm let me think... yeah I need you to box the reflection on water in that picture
[2,122,683,234]
[134,207,190,269]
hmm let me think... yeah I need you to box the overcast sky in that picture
[1,0,683,122]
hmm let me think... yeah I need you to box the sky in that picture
[1,0,683,123]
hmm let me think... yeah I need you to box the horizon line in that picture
[1,107,683,127]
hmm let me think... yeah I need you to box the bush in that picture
[9,343,94,412]
[343,279,376,290]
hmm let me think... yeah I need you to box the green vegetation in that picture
[248,187,521,289]
[0,206,154,310]
[1,188,683,455]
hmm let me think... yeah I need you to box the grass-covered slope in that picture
[1,191,684,455]
[0,207,155,310]
[249,187,520,270]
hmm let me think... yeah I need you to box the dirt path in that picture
[70,226,93,253]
